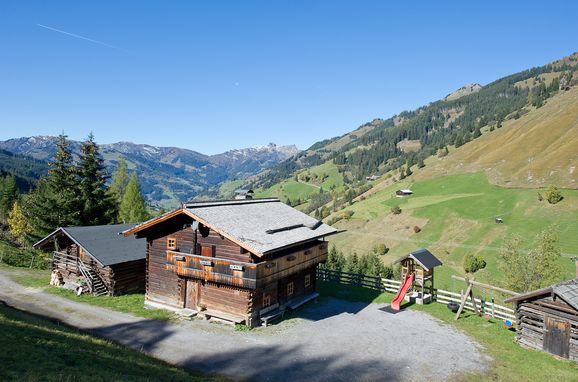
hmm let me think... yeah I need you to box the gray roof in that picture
[183,198,337,255]
[34,224,145,266]
[505,279,578,311]
[552,279,578,310]
[395,248,443,271]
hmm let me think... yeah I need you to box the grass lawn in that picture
[317,281,578,381]
[0,303,227,382]
[329,172,578,290]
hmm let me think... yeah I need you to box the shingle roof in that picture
[394,248,443,271]
[183,199,337,255]
[505,279,578,311]
[34,224,145,266]
[552,279,578,310]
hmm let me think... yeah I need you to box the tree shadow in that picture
[181,343,407,382]
[90,318,177,353]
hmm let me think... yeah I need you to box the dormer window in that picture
[167,237,177,250]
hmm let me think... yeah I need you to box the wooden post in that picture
[455,281,474,320]
[470,286,479,316]
[491,297,495,318]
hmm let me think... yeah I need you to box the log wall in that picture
[515,296,578,362]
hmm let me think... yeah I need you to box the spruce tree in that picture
[119,172,149,223]
[0,175,19,223]
[77,133,116,225]
[109,158,129,205]
[25,134,81,238]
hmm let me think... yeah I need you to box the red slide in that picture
[390,272,414,311]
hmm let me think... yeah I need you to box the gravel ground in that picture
[0,269,491,381]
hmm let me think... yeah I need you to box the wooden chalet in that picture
[505,279,578,361]
[123,198,337,327]
[34,224,146,296]
[395,189,413,197]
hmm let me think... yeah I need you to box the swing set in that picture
[451,275,518,321]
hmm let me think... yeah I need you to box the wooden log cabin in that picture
[34,224,146,296]
[505,279,578,361]
[123,198,337,327]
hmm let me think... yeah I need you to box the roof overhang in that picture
[33,227,105,267]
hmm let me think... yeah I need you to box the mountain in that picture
[222,52,578,291]
[0,137,299,207]
[444,83,482,101]
[0,148,48,192]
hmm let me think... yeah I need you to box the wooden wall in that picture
[109,259,146,295]
[515,296,578,361]
[142,214,252,309]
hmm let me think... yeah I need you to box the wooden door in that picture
[185,280,199,309]
[543,316,570,358]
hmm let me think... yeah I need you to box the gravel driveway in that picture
[0,270,490,381]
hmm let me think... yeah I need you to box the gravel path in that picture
[0,269,491,381]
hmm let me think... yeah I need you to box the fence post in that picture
[491,298,495,318]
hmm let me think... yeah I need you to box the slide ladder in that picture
[390,272,414,311]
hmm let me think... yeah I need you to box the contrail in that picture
[37,24,128,52]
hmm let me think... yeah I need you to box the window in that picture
[304,274,311,288]
[287,282,294,296]
[263,293,271,308]
[167,237,177,250]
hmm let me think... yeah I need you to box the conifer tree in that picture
[119,173,149,223]
[25,134,81,238]
[0,175,19,223]
[77,133,116,225]
[109,159,129,205]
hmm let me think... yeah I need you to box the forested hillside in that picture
[241,53,578,210]
[0,149,47,192]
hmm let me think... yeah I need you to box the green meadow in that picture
[330,172,578,291]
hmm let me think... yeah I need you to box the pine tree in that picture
[119,173,149,223]
[77,133,116,225]
[8,201,31,246]
[109,159,129,205]
[0,175,19,223]
[25,134,81,238]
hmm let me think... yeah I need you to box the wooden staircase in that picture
[78,261,109,296]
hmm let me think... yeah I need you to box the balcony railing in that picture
[166,241,328,289]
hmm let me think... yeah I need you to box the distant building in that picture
[123,198,337,327]
[234,189,254,199]
[366,175,379,181]
[34,224,146,296]
[395,189,413,197]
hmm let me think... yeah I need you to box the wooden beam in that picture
[451,275,518,296]
[455,282,474,321]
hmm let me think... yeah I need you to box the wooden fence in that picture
[316,267,515,321]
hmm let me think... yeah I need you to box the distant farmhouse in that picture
[395,189,413,197]
[234,188,254,200]
[34,224,145,296]
[124,197,337,327]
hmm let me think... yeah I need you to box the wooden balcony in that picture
[166,241,328,289]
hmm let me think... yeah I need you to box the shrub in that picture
[544,185,563,204]
[413,226,421,233]
[463,253,487,274]
[372,243,389,256]
[537,192,543,202]
[391,206,402,215]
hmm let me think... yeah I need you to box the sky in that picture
[1,1,577,155]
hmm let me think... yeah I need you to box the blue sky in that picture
[1,1,577,154]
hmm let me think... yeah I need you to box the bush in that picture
[463,253,487,274]
[372,243,389,256]
[544,185,563,204]
[413,226,421,233]
[0,244,50,270]
[537,192,543,202]
[391,206,402,215]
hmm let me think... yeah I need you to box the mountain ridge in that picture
[0,136,299,207]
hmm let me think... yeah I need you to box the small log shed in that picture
[34,224,145,296]
[505,279,578,361]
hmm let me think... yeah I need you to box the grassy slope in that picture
[329,172,578,290]
[0,304,226,382]
[328,87,578,290]
[415,86,578,188]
